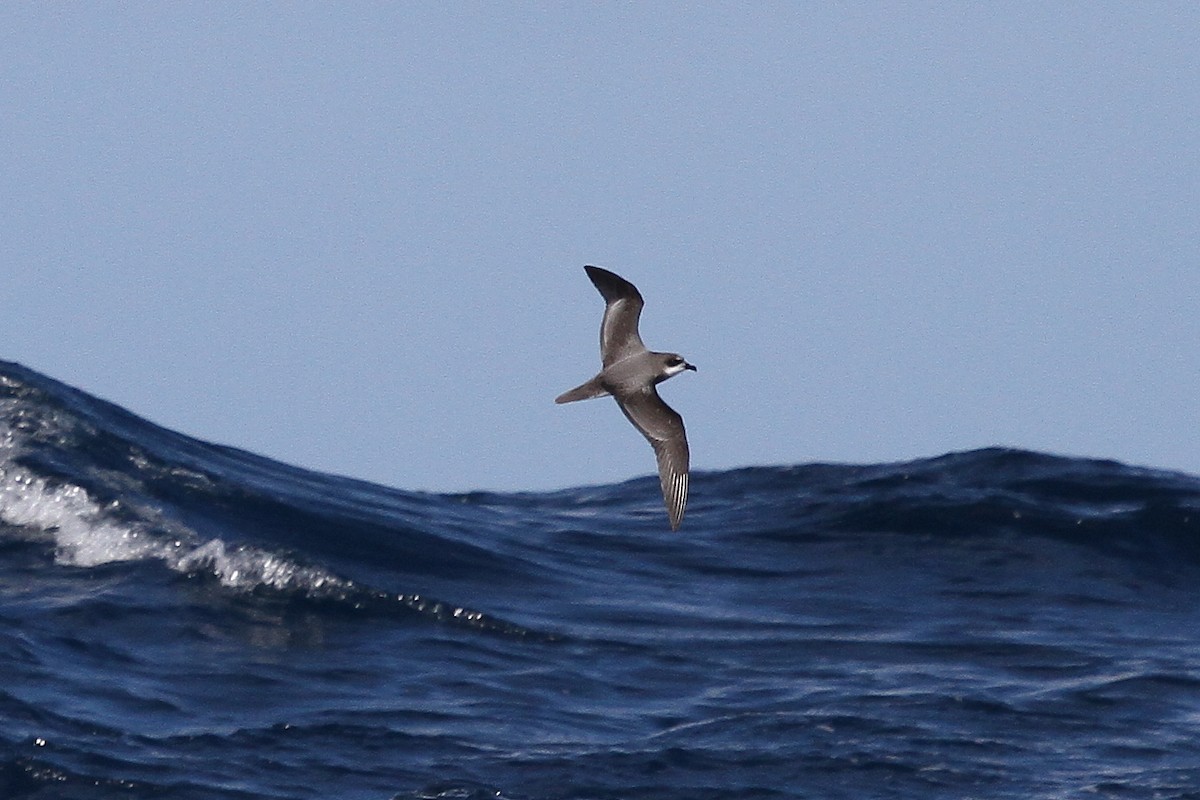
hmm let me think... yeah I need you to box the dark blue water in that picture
[3,360,1200,800]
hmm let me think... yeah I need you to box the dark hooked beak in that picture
[685,363,697,371]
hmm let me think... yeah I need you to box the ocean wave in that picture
[5,359,1200,591]
[6,360,1200,800]
[0,370,536,637]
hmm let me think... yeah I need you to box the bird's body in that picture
[556,266,696,531]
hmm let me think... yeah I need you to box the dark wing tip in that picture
[584,266,642,304]
[583,265,612,286]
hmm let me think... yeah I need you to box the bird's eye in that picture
[667,357,682,367]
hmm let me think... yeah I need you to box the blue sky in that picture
[3,5,1197,491]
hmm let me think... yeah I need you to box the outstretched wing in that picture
[585,265,646,368]
[616,388,690,531]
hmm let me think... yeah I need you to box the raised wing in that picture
[585,266,647,368]
[616,388,690,531]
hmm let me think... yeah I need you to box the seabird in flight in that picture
[556,266,696,531]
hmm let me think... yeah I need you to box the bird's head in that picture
[656,353,697,382]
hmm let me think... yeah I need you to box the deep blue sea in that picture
[3,360,1200,800]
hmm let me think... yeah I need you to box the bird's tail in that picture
[555,377,609,404]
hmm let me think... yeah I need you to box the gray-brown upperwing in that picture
[585,265,647,367]
[615,387,690,531]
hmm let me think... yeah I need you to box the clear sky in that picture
[3,5,1197,492]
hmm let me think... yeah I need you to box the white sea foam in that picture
[0,417,347,595]
[174,538,352,594]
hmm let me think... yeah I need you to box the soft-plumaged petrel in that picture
[556,266,696,531]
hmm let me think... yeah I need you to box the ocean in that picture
[2,359,1200,800]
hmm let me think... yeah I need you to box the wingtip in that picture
[667,502,685,531]
[663,471,688,532]
[584,264,614,283]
